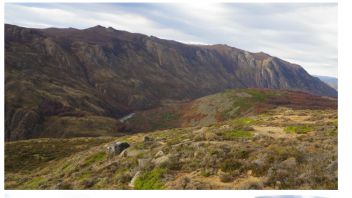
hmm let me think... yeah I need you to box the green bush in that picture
[284,125,313,134]
[84,152,106,165]
[220,159,242,172]
[224,130,253,139]
[134,168,167,190]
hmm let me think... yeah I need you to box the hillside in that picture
[5,105,337,189]
[5,24,337,140]
[119,89,336,133]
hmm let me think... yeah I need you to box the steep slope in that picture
[5,24,337,140]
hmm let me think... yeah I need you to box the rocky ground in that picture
[5,107,337,189]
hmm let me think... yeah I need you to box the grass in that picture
[84,152,106,166]
[134,168,167,190]
[5,137,113,173]
[220,159,242,172]
[222,89,274,119]
[284,125,314,134]
[232,117,257,126]
[223,130,253,139]
[42,116,118,137]
[162,112,180,122]
[22,177,47,189]
[267,145,304,162]
[245,89,270,101]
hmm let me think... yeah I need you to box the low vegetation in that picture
[284,125,314,134]
[134,168,167,190]
[5,102,337,190]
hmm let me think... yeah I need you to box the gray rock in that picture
[129,171,141,188]
[326,160,337,172]
[106,142,130,157]
[153,154,170,166]
[155,150,164,158]
[119,149,128,158]
[138,158,151,169]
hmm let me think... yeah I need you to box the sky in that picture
[4,3,337,77]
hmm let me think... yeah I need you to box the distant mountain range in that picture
[314,75,338,91]
[5,24,337,140]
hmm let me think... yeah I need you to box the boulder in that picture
[106,142,130,157]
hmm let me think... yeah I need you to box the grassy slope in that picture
[5,107,337,190]
[122,88,336,133]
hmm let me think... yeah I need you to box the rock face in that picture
[5,24,337,140]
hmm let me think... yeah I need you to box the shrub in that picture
[220,159,242,172]
[84,152,106,165]
[223,130,253,139]
[284,125,313,134]
[134,168,167,189]
[219,174,233,183]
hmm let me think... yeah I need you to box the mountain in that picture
[314,75,338,91]
[5,24,337,141]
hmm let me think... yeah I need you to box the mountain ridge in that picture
[5,24,337,140]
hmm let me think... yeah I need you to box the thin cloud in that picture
[5,3,337,77]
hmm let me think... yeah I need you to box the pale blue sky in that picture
[5,3,337,77]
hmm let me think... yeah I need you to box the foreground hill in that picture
[5,24,337,140]
[5,106,337,189]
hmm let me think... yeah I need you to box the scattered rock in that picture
[55,181,73,190]
[220,125,231,130]
[167,176,210,189]
[279,157,297,169]
[119,149,128,158]
[235,176,264,189]
[253,158,265,167]
[194,127,208,134]
[153,154,170,167]
[138,158,151,169]
[129,171,141,188]
[326,160,337,172]
[155,150,164,158]
[247,170,253,176]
